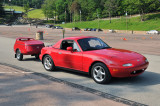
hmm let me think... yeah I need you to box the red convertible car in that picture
[14,37,44,61]
[39,36,149,84]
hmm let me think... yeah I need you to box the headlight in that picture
[123,63,133,67]
[145,59,148,63]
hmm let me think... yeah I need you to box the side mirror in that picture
[67,47,73,51]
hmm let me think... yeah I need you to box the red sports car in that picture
[39,36,149,84]
[14,37,44,61]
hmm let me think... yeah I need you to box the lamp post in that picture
[9,0,13,15]
[3,0,5,6]
[65,8,66,24]
[97,11,100,31]
[80,10,81,22]
[125,11,128,32]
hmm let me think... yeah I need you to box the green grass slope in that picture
[4,5,45,19]
[59,13,160,31]
[5,5,26,12]
[28,9,45,19]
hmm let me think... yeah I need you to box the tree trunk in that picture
[140,9,144,21]
[70,11,72,23]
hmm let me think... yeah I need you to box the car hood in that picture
[86,48,143,61]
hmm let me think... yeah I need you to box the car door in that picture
[56,40,83,71]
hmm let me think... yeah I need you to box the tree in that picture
[71,0,80,22]
[79,0,97,21]
[104,0,118,23]
[0,0,5,17]
[42,0,55,20]
[131,0,160,21]
[24,2,30,18]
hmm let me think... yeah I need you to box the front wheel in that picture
[43,55,55,71]
[16,49,23,61]
[91,63,112,84]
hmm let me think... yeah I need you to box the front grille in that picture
[131,69,144,75]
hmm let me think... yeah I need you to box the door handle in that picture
[59,52,62,54]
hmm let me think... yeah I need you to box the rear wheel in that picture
[16,49,23,61]
[43,55,55,71]
[91,63,112,84]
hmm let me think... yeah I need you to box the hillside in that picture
[4,5,45,19]
[58,13,160,31]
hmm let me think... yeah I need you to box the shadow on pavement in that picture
[110,70,160,86]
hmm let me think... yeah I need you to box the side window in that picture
[60,40,73,50]
[73,42,80,52]
[60,40,80,52]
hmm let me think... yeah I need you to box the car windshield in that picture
[77,38,111,51]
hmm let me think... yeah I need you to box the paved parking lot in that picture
[0,25,160,55]
[0,25,160,105]
[0,65,125,106]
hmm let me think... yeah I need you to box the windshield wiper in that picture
[101,47,111,49]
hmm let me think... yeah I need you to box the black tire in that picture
[91,63,112,84]
[16,49,23,61]
[43,55,55,71]
[35,54,39,59]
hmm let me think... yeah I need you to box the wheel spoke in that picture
[93,66,106,82]
[44,56,53,70]
[100,71,105,75]
[94,69,98,73]
[99,74,103,80]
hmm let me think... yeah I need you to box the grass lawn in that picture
[28,9,45,19]
[4,5,25,12]
[58,13,160,31]
[4,5,45,19]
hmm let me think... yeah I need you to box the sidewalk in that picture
[0,65,126,106]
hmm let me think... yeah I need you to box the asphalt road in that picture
[0,65,125,106]
[0,36,160,106]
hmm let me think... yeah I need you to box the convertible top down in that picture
[39,36,149,84]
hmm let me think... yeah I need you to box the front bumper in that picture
[109,62,149,78]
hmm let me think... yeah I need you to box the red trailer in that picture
[14,37,44,61]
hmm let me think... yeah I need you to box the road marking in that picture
[0,72,34,74]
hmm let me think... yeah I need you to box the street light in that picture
[9,0,12,15]
[65,8,66,24]
[125,11,128,32]
[80,10,81,22]
[97,11,100,30]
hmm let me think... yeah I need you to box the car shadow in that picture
[110,70,160,86]
[22,58,41,62]
[52,69,160,86]
[53,68,91,78]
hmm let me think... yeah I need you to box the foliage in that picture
[24,2,30,18]
[0,0,5,17]
[104,0,118,23]
[5,0,44,9]
[42,0,55,20]
[41,0,160,22]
